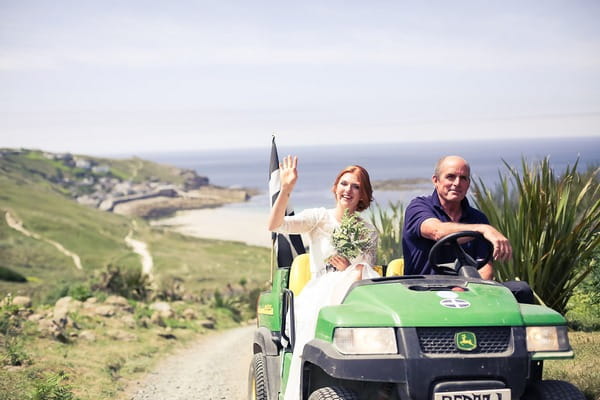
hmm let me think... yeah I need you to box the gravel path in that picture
[125,229,154,276]
[128,324,255,400]
[4,211,83,270]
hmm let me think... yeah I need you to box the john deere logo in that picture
[455,331,477,351]
[257,304,274,315]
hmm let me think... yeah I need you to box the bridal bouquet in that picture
[330,210,375,261]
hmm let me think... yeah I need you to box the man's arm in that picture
[420,218,512,280]
[478,263,494,280]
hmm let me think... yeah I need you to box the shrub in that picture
[579,246,600,306]
[245,288,262,319]
[67,284,93,302]
[43,281,93,305]
[0,266,27,282]
[29,371,76,400]
[0,297,21,336]
[94,264,152,301]
[163,318,195,330]
[472,158,600,313]
[368,201,404,265]
[3,337,31,366]
[154,276,184,301]
[43,284,71,306]
[566,255,600,331]
[133,303,153,326]
[42,284,87,304]
[212,290,242,322]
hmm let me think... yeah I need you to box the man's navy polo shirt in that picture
[402,189,490,275]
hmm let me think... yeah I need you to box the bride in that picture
[268,155,380,400]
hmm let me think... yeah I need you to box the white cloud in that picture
[2,2,599,72]
[3,34,599,72]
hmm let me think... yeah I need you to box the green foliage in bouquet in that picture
[331,210,375,261]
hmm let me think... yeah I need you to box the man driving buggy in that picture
[402,155,534,303]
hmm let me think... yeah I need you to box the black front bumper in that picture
[302,327,530,400]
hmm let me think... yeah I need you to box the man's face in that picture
[433,157,471,205]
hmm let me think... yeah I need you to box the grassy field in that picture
[0,291,264,399]
[0,150,272,399]
[544,331,600,400]
[0,213,271,399]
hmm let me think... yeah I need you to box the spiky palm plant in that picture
[368,201,404,265]
[472,158,600,313]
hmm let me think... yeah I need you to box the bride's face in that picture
[335,172,361,212]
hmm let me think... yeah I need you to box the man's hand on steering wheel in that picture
[428,231,493,275]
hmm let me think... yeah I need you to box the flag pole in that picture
[270,240,275,285]
[269,134,276,284]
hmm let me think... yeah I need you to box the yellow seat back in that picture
[289,254,312,296]
[386,258,404,277]
[372,265,383,276]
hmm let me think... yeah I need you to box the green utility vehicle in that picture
[249,231,585,400]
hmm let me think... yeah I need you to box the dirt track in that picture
[127,324,254,400]
[4,211,83,270]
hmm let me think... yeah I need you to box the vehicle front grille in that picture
[417,327,511,354]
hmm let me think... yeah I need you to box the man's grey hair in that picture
[434,156,471,179]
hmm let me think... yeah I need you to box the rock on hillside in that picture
[2,294,216,344]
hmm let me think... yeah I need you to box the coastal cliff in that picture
[0,148,253,218]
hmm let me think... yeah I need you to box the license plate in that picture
[433,388,511,400]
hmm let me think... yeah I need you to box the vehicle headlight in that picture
[333,327,397,355]
[526,326,570,352]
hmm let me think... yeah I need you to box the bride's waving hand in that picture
[268,155,298,231]
[280,155,298,193]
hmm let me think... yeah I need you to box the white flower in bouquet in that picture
[329,209,375,261]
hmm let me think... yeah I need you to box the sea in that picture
[141,136,600,214]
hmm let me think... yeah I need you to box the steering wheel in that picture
[428,231,493,275]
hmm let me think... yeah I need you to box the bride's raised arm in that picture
[268,155,298,231]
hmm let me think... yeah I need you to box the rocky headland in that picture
[0,149,256,219]
[371,177,431,191]
[105,185,255,218]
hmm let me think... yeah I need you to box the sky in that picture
[1,0,600,156]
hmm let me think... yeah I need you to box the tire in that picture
[308,386,360,400]
[523,380,586,400]
[248,353,268,400]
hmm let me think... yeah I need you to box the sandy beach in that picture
[150,206,273,248]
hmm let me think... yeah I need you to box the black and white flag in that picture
[269,137,306,267]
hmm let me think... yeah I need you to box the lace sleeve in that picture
[352,224,379,265]
[364,228,379,265]
[274,208,326,235]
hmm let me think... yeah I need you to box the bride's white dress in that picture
[275,208,379,400]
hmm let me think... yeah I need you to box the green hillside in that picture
[0,149,270,304]
[0,149,271,399]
